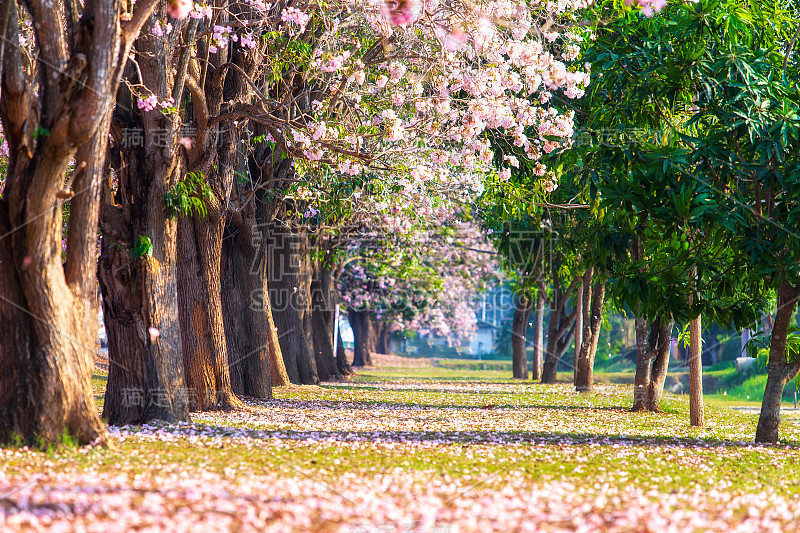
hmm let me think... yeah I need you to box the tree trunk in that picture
[0,0,157,446]
[647,319,673,411]
[220,205,272,399]
[572,278,583,385]
[267,223,319,384]
[0,180,108,445]
[689,314,704,427]
[632,317,673,412]
[531,287,545,381]
[632,318,652,411]
[99,186,189,424]
[376,321,391,355]
[575,270,606,393]
[310,263,344,381]
[99,108,189,426]
[755,278,800,443]
[512,294,533,379]
[541,273,580,384]
[266,274,292,387]
[350,309,376,367]
[177,208,244,410]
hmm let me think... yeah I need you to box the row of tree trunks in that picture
[632,316,673,412]
[755,278,800,443]
[512,293,534,379]
[574,268,606,393]
[268,223,320,384]
[220,199,273,399]
[349,309,376,366]
[310,262,351,381]
[531,287,546,381]
[541,273,580,384]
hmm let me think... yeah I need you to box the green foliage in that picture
[548,0,800,331]
[164,171,213,219]
[131,235,153,259]
[33,125,50,139]
[745,325,800,363]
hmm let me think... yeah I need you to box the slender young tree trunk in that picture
[512,294,533,379]
[689,314,704,426]
[632,318,653,411]
[572,278,583,384]
[268,223,319,384]
[755,279,800,443]
[632,317,673,411]
[541,274,579,384]
[647,319,673,411]
[350,309,376,366]
[531,287,545,381]
[575,271,606,393]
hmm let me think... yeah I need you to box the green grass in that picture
[5,368,800,496]
[5,362,800,532]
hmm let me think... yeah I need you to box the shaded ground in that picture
[4,359,800,532]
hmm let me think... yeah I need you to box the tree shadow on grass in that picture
[245,397,631,413]
[126,421,800,449]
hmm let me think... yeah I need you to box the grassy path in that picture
[3,365,800,531]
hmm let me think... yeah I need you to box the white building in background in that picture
[467,321,499,358]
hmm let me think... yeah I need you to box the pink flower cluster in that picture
[167,0,193,19]
[626,0,668,17]
[151,20,173,37]
[381,0,422,27]
[282,7,311,31]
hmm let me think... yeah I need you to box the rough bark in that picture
[99,139,189,425]
[632,317,673,412]
[268,223,320,384]
[350,309,376,367]
[541,273,580,384]
[310,263,345,381]
[574,269,606,393]
[689,315,704,427]
[221,203,272,399]
[0,0,159,444]
[232,138,291,388]
[512,294,533,379]
[177,201,243,410]
[755,278,800,443]
[177,8,261,411]
[531,286,546,381]
[266,274,292,387]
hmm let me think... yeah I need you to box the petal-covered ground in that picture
[3,367,800,532]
